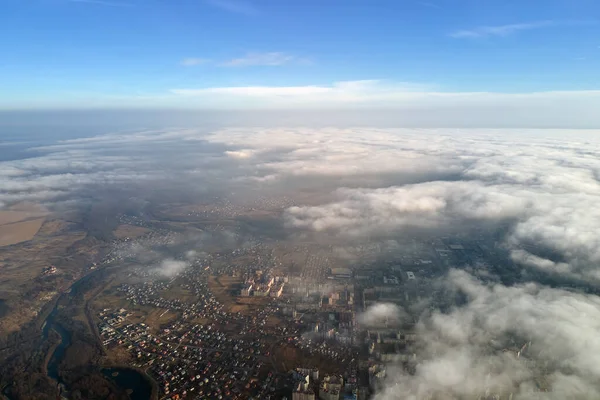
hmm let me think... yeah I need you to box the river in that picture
[42,306,71,382]
[40,269,153,400]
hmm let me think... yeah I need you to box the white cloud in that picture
[5,125,600,398]
[173,85,332,97]
[0,129,215,208]
[204,127,467,179]
[373,270,600,398]
[224,149,256,159]
[358,303,406,327]
[154,259,188,277]
[171,80,432,102]
[223,128,600,281]
[450,21,555,38]
[166,82,600,124]
[4,127,600,283]
[8,81,600,125]
[220,52,296,67]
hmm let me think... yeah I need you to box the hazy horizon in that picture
[2,108,600,130]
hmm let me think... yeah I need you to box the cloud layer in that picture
[3,126,600,398]
[265,129,600,282]
[2,126,600,284]
[373,270,600,399]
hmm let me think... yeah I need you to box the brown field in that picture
[141,308,178,331]
[38,219,71,235]
[0,211,45,225]
[272,344,341,374]
[160,284,197,303]
[113,224,150,239]
[0,217,46,246]
[208,275,242,311]
[208,275,272,315]
[0,205,49,247]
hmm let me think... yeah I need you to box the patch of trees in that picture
[2,330,61,400]
[68,373,128,400]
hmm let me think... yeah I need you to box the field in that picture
[208,275,271,315]
[160,284,197,303]
[208,275,243,311]
[0,204,49,247]
[271,344,342,374]
[0,217,46,246]
[0,210,45,225]
[113,224,150,239]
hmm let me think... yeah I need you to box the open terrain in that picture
[0,204,49,247]
[0,217,46,247]
[112,224,150,239]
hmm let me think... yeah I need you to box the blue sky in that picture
[1,0,599,109]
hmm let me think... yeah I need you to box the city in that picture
[74,207,554,400]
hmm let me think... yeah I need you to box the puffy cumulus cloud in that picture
[373,270,600,399]
[358,303,407,327]
[185,250,198,260]
[285,181,530,234]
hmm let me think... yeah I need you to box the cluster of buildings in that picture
[240,271,286,298]
[42,265,57,275]
[98,307,282,399]
[287,281,355,311]
[290,368,360,400]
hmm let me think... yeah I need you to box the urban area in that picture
[86,210,542,400]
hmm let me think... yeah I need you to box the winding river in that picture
[43,306,71,382]
[40,269,153,400]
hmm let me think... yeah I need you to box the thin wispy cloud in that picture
[221,52,296,67]
[450,20,554,39]
[180,53,304,67]
[68,0,132,6]
[181,58,211,66]
[205,0,257,15]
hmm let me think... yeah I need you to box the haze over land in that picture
[2,0,600,398]
[1,121,600,398]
